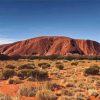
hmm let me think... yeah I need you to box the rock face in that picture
[0,36,99,56]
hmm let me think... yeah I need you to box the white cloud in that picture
[0,38,16,44]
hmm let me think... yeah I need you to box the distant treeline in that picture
[19,55,100,60]
[0,54,100,60]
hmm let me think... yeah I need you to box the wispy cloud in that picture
[0,38,16,44]
[0,32,17,44]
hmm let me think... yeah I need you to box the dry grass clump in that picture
[55,62,62,64]
[75,92,89,100]
[58,96,68,100]
[0,92,20,100]
[46,81,61,91]
[58,96,75,100]
[17,69,34,79]
[71,62,78,66]
[36,89,57,100]
[76,81,94,90]
[76,82,86,89]
[0,62,49,81]
[17,68,48,80]
[5,65,16,69]
[88,89,99,97]
[55,62,64,70]
[0,93,12,100]
[18,86,37,97]
[18,64,35,70]
[84,65,100,76]
[8,77,22,84]
[94,80,100,88]
[65,82,76,88]
[61,89,75,97]
[31,69,48,81]
[0,69,16,80]
[26,76,35,81]
[86,78,95,84]
[38,63,50,69]
[56,64,64,70]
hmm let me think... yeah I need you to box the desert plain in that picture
[0,59,100,100]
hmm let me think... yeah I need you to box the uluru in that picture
[0,36,99,56]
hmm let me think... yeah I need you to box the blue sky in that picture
[0,0,100,44]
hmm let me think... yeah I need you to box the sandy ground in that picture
[0,59,100,100]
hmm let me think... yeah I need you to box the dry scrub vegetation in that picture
[0,59,100,100]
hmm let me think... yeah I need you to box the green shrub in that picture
[18,86,37,97]
[36,89,57,100]
[18,64,35,70]
[84,66,100,76]
[38,63,50,69]
[0,69,16,80]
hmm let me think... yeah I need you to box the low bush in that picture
[55,62,62,64]
[17,69,33,79]
[18,86,37,97]
[75,93,89,100]
[84,66,100,76]
[17,69,48,80]
[26,76,35,81]
[36,89,57,100]
[94,80,100,88]
[18,64,35,70]
[31,69,48,81]
[8,78,22,84]
[5,65,16,69]
[38,63,50,69]
[46,82,61,91]
[58,96,74,100]
[0,69,16,80]
[0,93,12,100]
[55,64,64,70]
[88,89,99,97]
[71,62,78,66]
[61,89,74,96]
